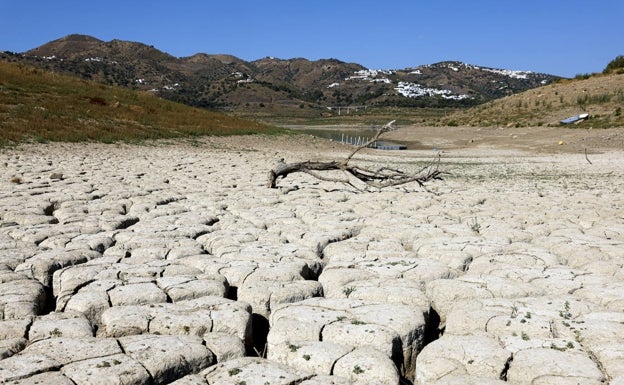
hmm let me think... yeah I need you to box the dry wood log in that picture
[267,120,444,190]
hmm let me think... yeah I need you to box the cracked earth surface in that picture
[1,133,623,384]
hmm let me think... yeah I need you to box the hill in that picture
[438,73,624,128]
[0,60,280,146]
[1,34,558,114]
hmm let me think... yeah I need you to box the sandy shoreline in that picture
[1,130,623,384]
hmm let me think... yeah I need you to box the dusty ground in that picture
[1,126,623,385]
[283,123,624,155]
[384,125,624,154]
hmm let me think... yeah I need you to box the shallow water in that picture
[291,127,428,149]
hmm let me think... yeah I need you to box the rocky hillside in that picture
[2,34,558,111]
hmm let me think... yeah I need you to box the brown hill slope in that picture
[0,60,279,146]
[2,34,559,113]
[440,73,624,128]
[26,34,104,58]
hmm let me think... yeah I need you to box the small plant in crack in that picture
[470,217,481,234]
[351,319,366,325]
[343,286,355,298]
[302,354,311,361]
[228,368,242,376]
[287,342,301,352]
[353,365,365,374]
[337,194,349,203]
[559,300,572,319]
[521,332,530,341]
[49,327,63,337]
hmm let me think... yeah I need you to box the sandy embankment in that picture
[1,130,623,384]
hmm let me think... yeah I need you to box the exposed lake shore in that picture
[1,127,623,384]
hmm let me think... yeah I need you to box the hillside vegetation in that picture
[2,34,557,114]
[0,61,281,146]
[603,55,624,75]
[439,73,624,128]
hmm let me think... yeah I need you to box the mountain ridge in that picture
[2,34,559,112]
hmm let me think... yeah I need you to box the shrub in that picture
[603,55,624,74]
[89,96,107,105]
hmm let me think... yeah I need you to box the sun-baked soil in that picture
[280,124,623,155]
[384,125,624,154]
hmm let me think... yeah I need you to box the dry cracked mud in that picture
[1,130,623,384]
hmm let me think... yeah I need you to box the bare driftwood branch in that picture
[267,120,445,190]
[584,148,593,165]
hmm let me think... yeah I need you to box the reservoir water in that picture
[289,126,426,150]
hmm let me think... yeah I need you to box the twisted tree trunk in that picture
[267,120,444,190]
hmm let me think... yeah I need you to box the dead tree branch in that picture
[267,120,445,190]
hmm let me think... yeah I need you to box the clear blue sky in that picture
[1,0,622,78]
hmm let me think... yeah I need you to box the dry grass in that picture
[233,104,458,128]
[237,73,624,130]
[0,61,285,146]
[439,73,624,128]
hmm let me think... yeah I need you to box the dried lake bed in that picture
[1,132,623,384]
